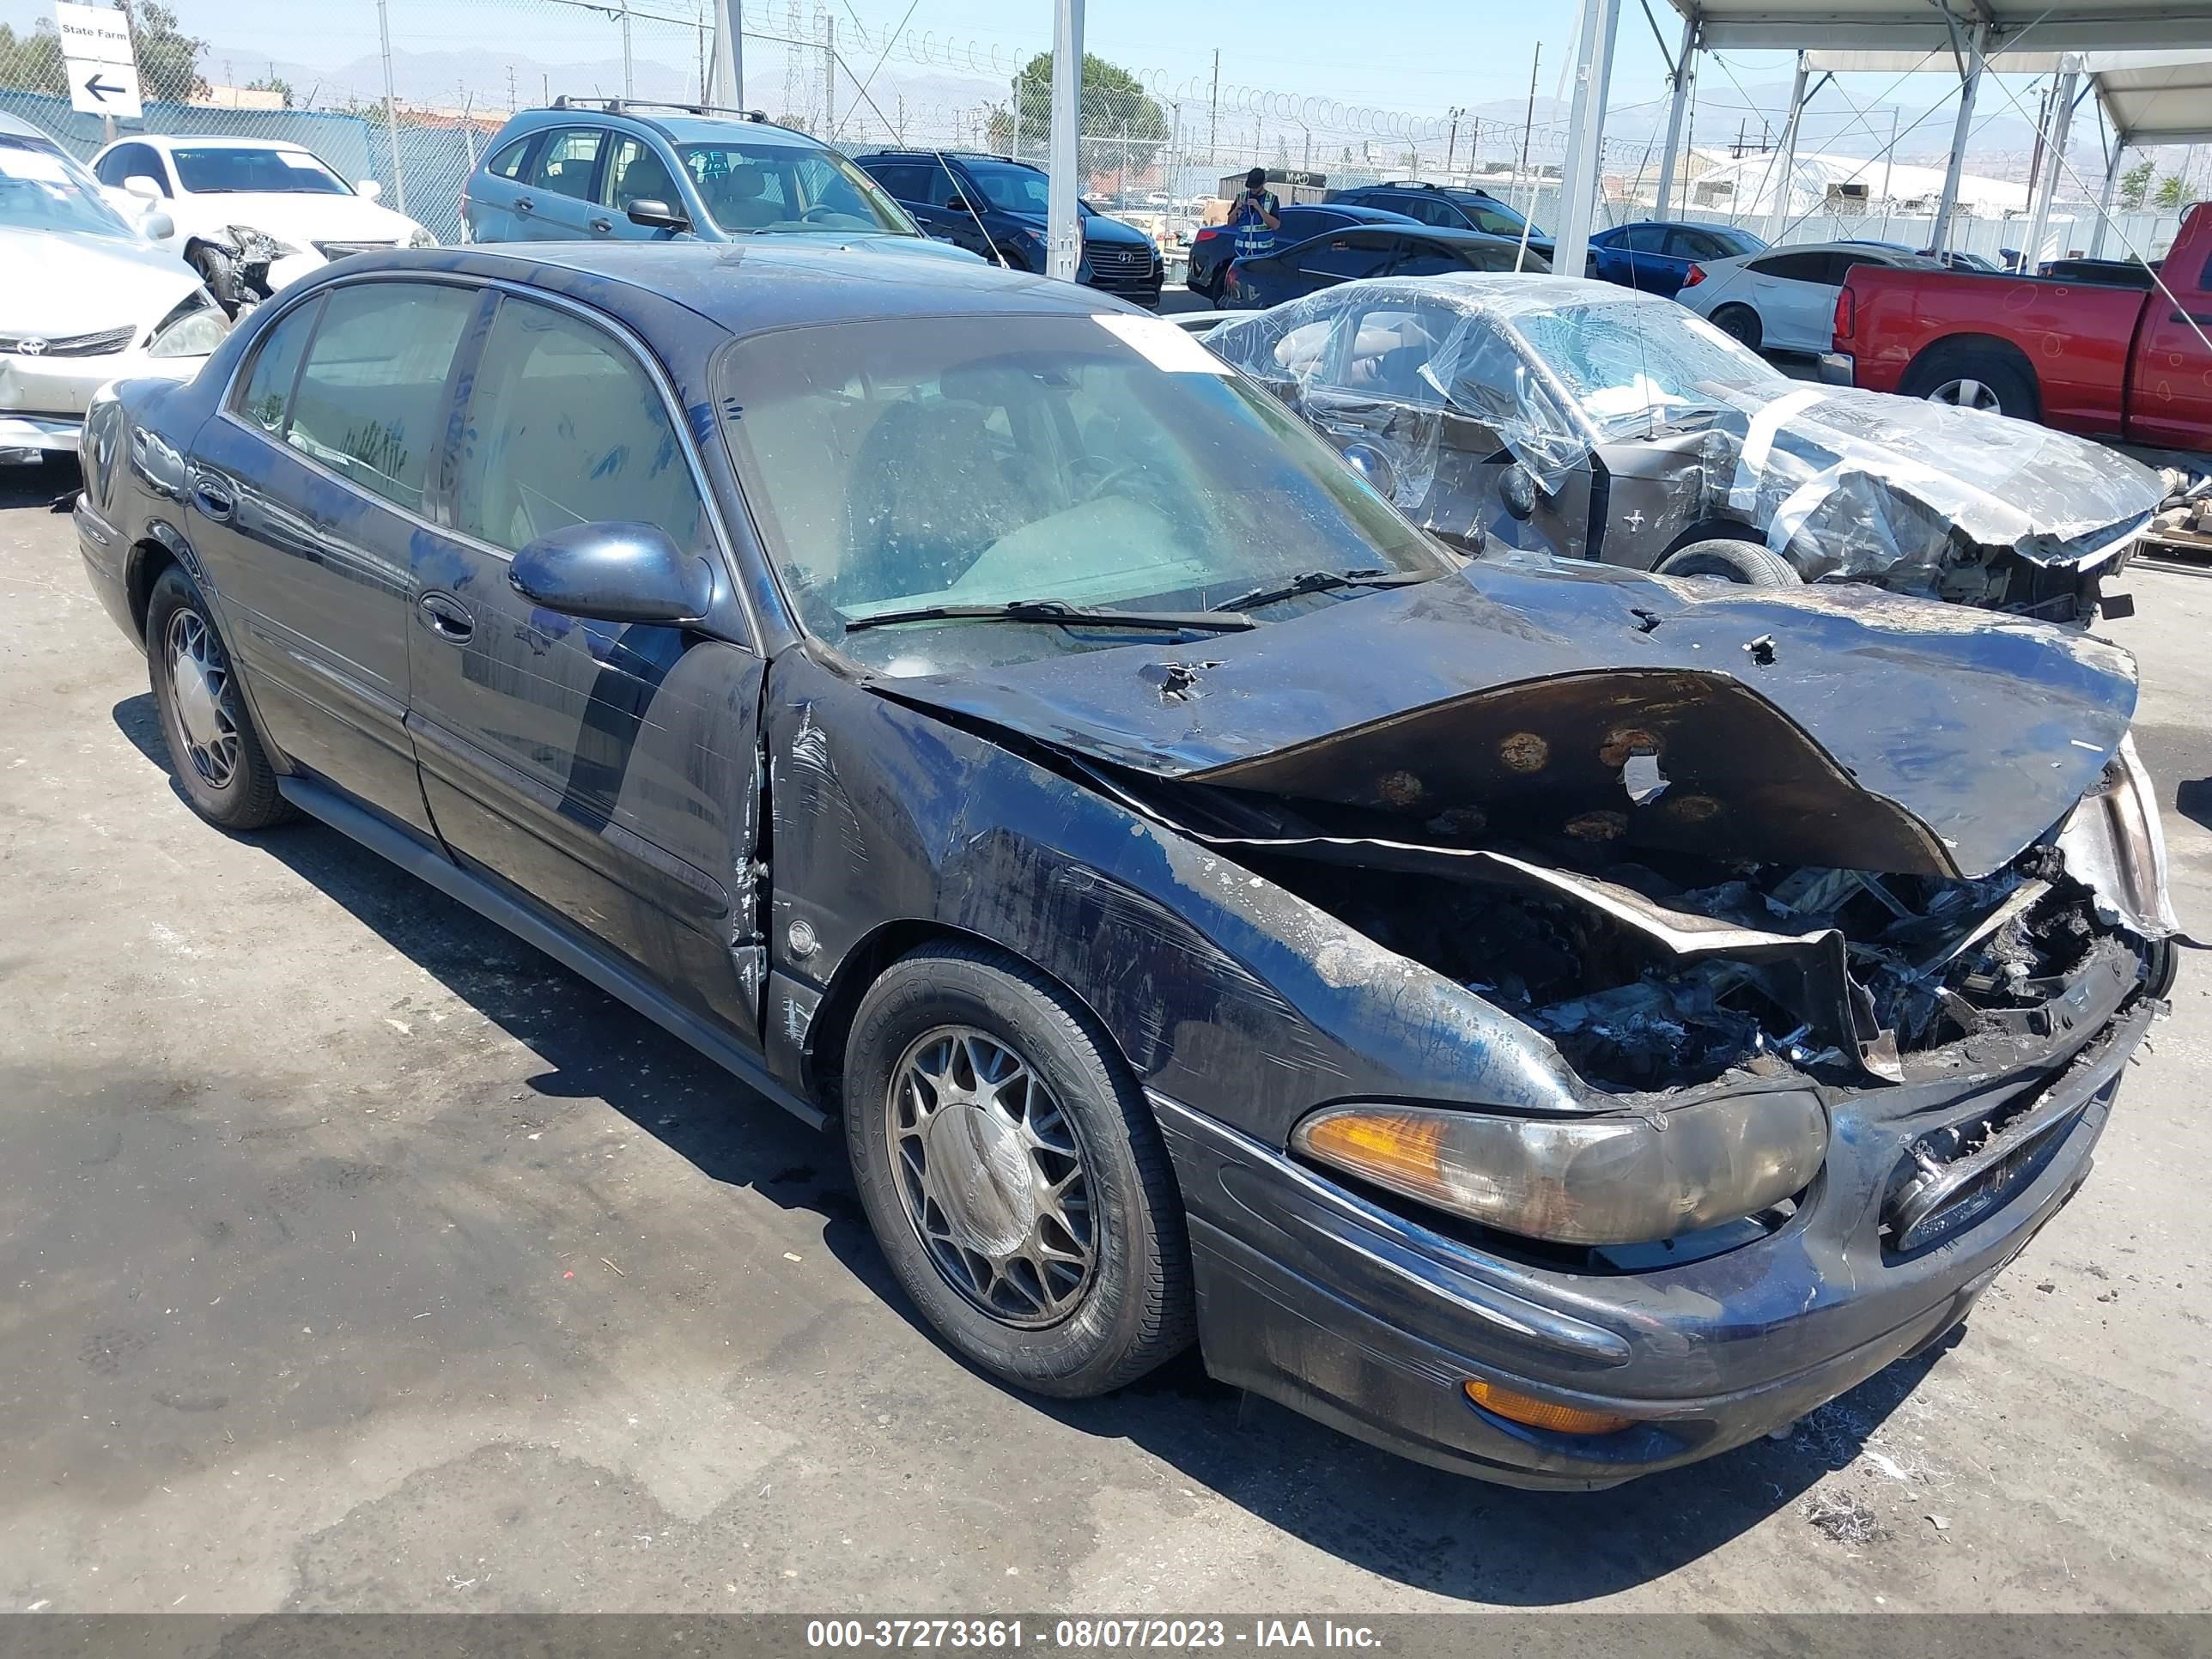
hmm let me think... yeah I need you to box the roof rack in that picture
[863,146,1026,165]
[551,95,768,122]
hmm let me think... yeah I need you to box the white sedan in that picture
[2,116,229,464]
[1675,240,1942,355]
[89,133,433,313]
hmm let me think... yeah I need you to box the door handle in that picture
[589,215,613,233]
[514,195,535,215]
[190,474,234,520]
[418,592,474,642]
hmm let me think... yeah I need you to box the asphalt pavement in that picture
[2,458,2208,1614]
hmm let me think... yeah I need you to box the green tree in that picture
[118,0,208,105]
[246,73,295,107]
[2154,171,2189,210]
[1006,52,1168,179]
[0,20,67,94]
[2118,155,2155,210]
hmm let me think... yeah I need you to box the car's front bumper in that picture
[1157,963,2154,1489]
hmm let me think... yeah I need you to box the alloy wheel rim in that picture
[1930,377,2002,413]
[164,608,239,788]
[886,1024,1097,1328]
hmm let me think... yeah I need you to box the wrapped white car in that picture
[1,115,228,463]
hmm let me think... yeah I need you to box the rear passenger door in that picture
[185,277,478,835]
[1741,248,1836,351]
[1284,230,1399,289]
[512,126,607,240]
[407,291,769,1036]
[464,131,541,243]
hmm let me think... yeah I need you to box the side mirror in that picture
[124,173,162,201]
[944,195,969,214]
[143,211,175,241]
[508,522,714,624]
[626,198,691,231]
[356,179,384,202]
[1340,441,1399,501]
[1499,462,1537,521]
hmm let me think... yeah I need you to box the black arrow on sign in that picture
[83,70,127,103]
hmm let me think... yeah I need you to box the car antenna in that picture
[929,150,1010,268]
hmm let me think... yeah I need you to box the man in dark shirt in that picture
[1229,167,1281,261]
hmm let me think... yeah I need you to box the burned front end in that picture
[901,561,2174,1486]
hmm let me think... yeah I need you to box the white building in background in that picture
[1687,149,2034,220]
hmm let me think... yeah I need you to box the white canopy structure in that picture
[1534,0,2212,276]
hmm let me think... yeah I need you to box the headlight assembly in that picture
[224,224,297,264]
[1292,1089,1828,1246]
[408,226,438,248]
[146,295,230,358]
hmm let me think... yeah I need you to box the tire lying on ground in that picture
[1654,538,1804,586]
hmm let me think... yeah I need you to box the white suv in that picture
[89,134,433,313]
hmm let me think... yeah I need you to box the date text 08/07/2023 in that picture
[805,1620,1385,1650]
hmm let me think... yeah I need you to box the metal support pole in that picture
[2025,54,2080,268]
[622,0,634,100]
[1554,0,1625,274]
[1765,50,1808,242]
[2090,137,2127,258]
[1047,0,1084,282]
[1653,13,1697,218]
[1929,20,1986,256]
[821,15,835,135]
[375,0,406,216]
[708,0,743,108]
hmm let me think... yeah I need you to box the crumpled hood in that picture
[880,558,2140,881]
[1714,381,2165,571]
[183,193,422,250]
[0,227,201,337]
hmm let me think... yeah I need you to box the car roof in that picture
[132,134,315,151]
[495,104,821,150]
[355,240,1133,336]
[1285,202,1415,224]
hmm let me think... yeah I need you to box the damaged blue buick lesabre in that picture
[73,241,2179,1487]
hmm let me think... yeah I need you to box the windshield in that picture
[1509,299,1782,435]
[172,146,351,194]
[0,137,138,237]
[678,141,915,235]
[719,312,1452,673]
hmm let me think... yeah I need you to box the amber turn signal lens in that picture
[1463,1377,1639,1437]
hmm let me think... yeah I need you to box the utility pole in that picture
[1445,106,1462,179]
[506,64,517,112]
[1518,43,1540,195]
[822,13,835,134]
[621,0,634,100]
[2026,80,2051,201]
[1208,50,1219,174]
[708,0,743,109]
[1047,0,1084,280]
[375,0,407,217]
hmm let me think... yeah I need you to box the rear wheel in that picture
[145,565,294,830]
[843,943,1194,1397]
[1656,538,1803,587]
[1900,350,2038,420]
[1710,303,1763,351]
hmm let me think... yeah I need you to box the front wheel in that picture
[146,565,295,830]
[189,245,243,316]
[1656,538,1803,587]
[843,943,1194,1397]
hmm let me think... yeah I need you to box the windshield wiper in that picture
[839,599,1259,635]
[1216,568,1431,613]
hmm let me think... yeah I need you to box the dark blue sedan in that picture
[1185,200,1417,302]
[1586,220,1767,295]
[68,240,2168,1492]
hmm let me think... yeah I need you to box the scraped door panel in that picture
[406,291,767,1036]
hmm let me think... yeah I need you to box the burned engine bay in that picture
[1081,763,2160,1098]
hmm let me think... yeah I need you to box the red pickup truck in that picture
[1827,201,2212,453]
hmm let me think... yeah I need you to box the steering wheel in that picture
[1079,460,1153,502]
[801,204,853,225]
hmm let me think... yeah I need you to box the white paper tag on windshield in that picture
[277,150,324,170]
[0,148,71,183]
[1092,313,1231,374]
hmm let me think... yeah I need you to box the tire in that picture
[1899,349,2039,420]
[145,564,295,830]
[1710,304,1763,352]
[1206,271,1228,307]
[843,941,1194,1397]
[1656,538,1803,587]
[189,244,243,316]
